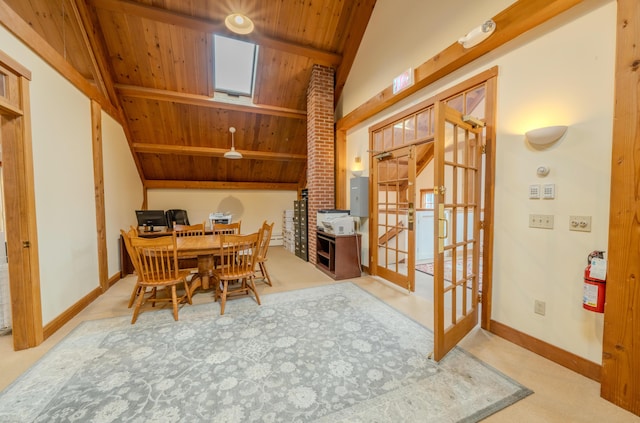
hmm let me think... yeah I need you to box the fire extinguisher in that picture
[583,250,606,313]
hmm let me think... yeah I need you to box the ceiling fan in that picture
[224,127,243,159]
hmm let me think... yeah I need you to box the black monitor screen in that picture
[135,210,167,227]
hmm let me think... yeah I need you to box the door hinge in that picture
[434,186,446,195]
[478,292,483,303]
[479,220,485,230]
[22,241,31,248]
[481,144,486,154]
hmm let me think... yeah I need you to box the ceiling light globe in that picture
[225,13,255,35]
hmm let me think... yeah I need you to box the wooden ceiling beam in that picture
[144,180,299,191]
[133,143,306,162]
[0,1,119,119]
[91,0,342,67]
[337,0,582,131]
[68,0,119,107]
[117,85,307,120]
[68,0,150,184]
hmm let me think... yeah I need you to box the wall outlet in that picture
[569,215,592,232]
[529,214,554,229]
[534,300,546,316]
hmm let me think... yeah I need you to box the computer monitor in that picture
[135,210,167,229]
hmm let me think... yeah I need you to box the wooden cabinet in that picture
[315,231,361,280]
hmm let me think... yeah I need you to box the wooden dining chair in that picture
[255,221,275,286]
[212,232,260,315]
[173,221,205,237]
[174,221,205,265]
[129,232,196,323]
[212,221,241,270]
[121,227,143,308]
[212,221,241,235]
[173,221,207,294]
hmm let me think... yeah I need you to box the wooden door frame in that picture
[0,51,43,350]
[366,68,498,328]
[369,145,417,291]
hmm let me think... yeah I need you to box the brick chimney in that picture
[306,65,335,264]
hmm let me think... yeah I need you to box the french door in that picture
[373,145,416,291]
[433,102,483,361]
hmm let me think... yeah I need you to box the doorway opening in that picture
[368,68,497,360]
[0,52,43,350]
[0,166,9,336]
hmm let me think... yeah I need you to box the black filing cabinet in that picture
[294,198,308,261]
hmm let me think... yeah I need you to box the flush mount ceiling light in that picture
[458,19,496,49]
[224,127,243,159]
[525,125,568,146]
[225,13,254,35]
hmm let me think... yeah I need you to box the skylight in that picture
[213,35,257,97]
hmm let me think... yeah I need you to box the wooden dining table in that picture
[175,234,222,290]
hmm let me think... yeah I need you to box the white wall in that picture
[339,0,515,117]
[147,189,297,241]
[102,112,143,277]
[0,25,98,323]
[0,25,142,324]
[340,0,615,363]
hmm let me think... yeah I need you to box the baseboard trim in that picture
[490,319,602,382]
[108,273,121,287]
[43,286,103,340]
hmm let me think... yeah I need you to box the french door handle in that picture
[438,218,448,239]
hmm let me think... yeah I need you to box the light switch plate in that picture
[529,214,554,229]
[542,183,555,199]
[529,184,540,199]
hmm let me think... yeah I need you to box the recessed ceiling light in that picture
[225,13,254,35]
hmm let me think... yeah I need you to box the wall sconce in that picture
[352,156,364,177]
[458,19,496,49]
[525,126,568,146]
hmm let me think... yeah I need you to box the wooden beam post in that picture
[91,100,109,292]
[601,0,640,416]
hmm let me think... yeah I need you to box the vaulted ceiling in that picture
[3,0,376,190]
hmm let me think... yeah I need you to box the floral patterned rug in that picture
[0,283,529,422]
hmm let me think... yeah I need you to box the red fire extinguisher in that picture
[583,250,606,313]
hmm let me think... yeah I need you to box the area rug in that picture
[0,283,530,422]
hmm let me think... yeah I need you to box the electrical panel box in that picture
[350,176,369,217]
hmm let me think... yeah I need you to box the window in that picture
[421,189,434,209]
[213,35,257,97]
[0,72,6,98]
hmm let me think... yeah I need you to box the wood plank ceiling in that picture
[4,0,376,190]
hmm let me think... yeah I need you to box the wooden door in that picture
[0,57,43,350]
[373,145,416,291]
[433,102,483,361]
